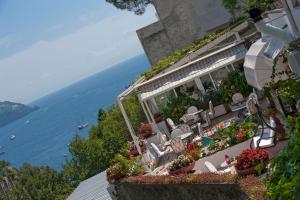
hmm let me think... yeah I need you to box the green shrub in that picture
[218,71,253,103]
[266,115,300,199]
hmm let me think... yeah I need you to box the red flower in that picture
[236,131,244,141]
[235,149,269,170]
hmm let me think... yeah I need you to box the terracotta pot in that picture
[107,175,126,183]
[169,160,195,175]
[236,167,258,176]
[236,163,267,176]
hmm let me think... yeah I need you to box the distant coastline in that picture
[0,101,39,128]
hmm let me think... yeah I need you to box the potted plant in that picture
[154,113,164,123]
[168,155,195,175]
[235,149,269,176]
[106,154,144,183]
[138,123,153,139]
[128,140,147,156]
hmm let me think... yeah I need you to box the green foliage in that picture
[243,0,274,12]
[215,122,256,146]
[63,95,145,185]
[266,115,300,199]
[222,0,274,13]
[2,164,73,200]
[105,0,151,15]
[222,0,240,18]
[144,17,247,80]
[0,161,17,182]
[162,94,197,124]
[106,154,144,181]
[218,71,253,103]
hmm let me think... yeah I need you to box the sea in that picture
[0,54,150,170]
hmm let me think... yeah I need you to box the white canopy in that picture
[137,42,247,101]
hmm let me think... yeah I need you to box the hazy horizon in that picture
[0,0,156,103]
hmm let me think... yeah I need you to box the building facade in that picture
[137,0,232,65]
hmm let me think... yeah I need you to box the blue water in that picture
[0,54,150,170]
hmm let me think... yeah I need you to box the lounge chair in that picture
[204,161,232,174]
[251,117,276,149]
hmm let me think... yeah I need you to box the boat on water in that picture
[10,135,16,140]
[78,123,89,130]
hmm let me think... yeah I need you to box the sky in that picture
[0,0,156,103]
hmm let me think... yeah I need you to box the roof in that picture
[67,172,111,200]
[136,41,247,101]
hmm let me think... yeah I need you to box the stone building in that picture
[137,0,232,65]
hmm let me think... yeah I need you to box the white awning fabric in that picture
[137,42,247,101]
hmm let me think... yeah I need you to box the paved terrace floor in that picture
[150,109,289,175]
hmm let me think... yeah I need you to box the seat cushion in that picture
[252,132,274,149]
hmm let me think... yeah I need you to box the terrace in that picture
[108,6,299,199]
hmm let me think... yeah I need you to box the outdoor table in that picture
[164,132,194,146]
[230,101,247,112]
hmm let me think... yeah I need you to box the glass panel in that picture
[155,90,174,111]
[200,74,215,92]
[210,67,229,88]
[174,80,201,100]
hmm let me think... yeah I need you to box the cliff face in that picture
[0,101,39,128]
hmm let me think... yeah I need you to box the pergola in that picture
[117,41,248,154]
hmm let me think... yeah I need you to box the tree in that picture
[222,0,274,14]
[222,0,240,19]
[2,164,73,200]
[105,0,151,15]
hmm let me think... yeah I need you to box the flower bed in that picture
[106,154,144,183]
[235,149,269,176]
[168,155,195,175]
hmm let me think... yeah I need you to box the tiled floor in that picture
[150,107,290,175]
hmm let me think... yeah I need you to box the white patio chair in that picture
[251,117,276,149]
[178,124,191,133]
[170,137,186,154]
[204,161,232,174]
[150,143,172,165]
[166,118,177,131]
[171,128,184,139]
[186,106,200,124]
[200,111,211,129]
[208,100,215,119]
[232,93,245,104]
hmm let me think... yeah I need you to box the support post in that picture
[117,97,141,155]
[137,94,151,123]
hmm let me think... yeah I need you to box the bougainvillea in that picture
[235,149,269,170]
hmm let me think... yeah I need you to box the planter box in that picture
[108,183,249,200]
[236,167,258,176]
[169,160,195,175]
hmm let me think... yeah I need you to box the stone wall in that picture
[137,0,232,65]
[108,183,249,200]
